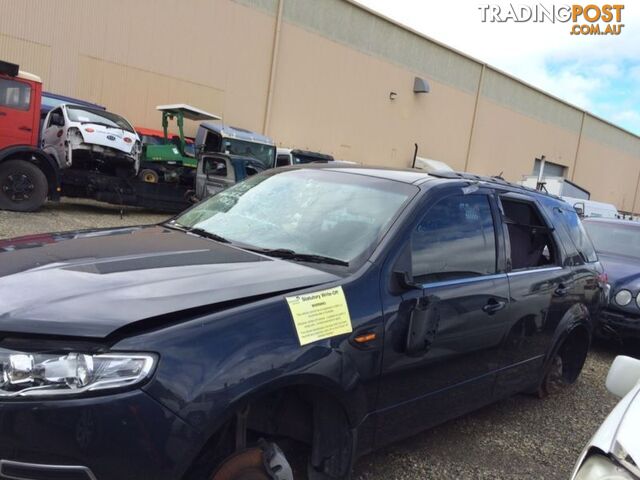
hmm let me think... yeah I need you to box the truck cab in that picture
[194,122,276,199]
[0,60,59,211]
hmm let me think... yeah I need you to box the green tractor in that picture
[138,104,220,184]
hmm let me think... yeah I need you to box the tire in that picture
[537,352,567,398]
[0,159,48,212]
[139,168,160,183]
[211,442,293,480]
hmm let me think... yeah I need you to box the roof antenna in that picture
[496,171,504,179]
[412,143,418,169]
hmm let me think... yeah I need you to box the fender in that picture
[545,302,592,365]
[0,145,61,199]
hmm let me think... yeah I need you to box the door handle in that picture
[18,126,32,132]
[482,299,506,315]
[554,284,570,297]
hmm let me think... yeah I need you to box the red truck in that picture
[0,60,60,211]
[0,60,191,212]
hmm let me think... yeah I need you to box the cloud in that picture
[356,0,640,134]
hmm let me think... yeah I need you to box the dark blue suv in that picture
[0,166,605,480]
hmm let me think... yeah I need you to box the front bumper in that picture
[597,308,640,341]
[0,389,202,480]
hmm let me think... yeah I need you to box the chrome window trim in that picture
[0,460,96,480]
[507,266,563,277]
[420,273,508,289]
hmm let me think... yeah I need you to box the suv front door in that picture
[376,188,510,446]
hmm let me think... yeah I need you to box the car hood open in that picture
[0,226,339,338]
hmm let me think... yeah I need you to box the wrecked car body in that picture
[41,103,141,177]
[0,167,604,480]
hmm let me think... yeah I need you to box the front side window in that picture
[412,194,497,283]
[176,169,415,266]
[203,158,228,177]
[0,78,31,111]
[560,209,598,263]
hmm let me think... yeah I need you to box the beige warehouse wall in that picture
[468,98,581,183]
[0,0,277,135]
[1,0,639,212]
[268,21,477,168]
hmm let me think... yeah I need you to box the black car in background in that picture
[0,167,604,480]
[583,218,640,347]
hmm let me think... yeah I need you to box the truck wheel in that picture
[0,160,48,212]
[139,169,160,183]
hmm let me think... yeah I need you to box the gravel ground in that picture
[0,200,627,479]
[0,199,170,240]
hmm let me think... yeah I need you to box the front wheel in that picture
[211,442,293,480]
[0,159,48,212]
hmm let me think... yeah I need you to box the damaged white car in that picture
[571,355,640,480]
[42,104,141,177]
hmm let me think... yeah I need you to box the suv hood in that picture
[0,226,339,338]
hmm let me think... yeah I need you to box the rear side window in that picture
[501,198,558,270]
[559,209,598,263]
[412,194,497,283]
[0,78,31,111]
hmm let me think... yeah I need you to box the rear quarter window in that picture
[557,208,598,263]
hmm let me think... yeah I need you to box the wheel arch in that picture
[183,374,363,480]
[546,303,593,383]
[0,146,60,199]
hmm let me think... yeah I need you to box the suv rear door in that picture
[493,192,576,397]
[376,187,511,445]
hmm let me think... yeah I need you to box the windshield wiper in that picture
[164,223,230,243]
[247,248,349,266]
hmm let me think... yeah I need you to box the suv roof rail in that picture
[426,170,561,199]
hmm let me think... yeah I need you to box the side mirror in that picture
[391,242,422,293]
[606,355,640,398]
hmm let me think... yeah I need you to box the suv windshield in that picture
[66,105,134,133]
[583,221,640,259]
[174,169,414,265]
[223,138,276,168]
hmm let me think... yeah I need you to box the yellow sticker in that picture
[286,286,353,346]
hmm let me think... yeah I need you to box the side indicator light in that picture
[354,333,377,344]
[84,127,95,133]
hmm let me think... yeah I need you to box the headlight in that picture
[574,454,635,480]
[615,290,633,306]
[0,348,156,398]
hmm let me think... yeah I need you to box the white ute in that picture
[571,355,640,479]
[42,103,141,176]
